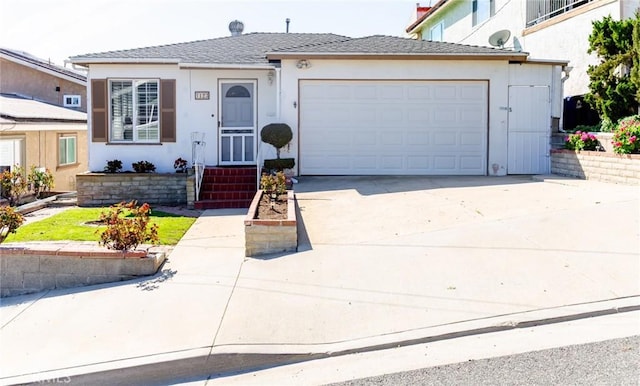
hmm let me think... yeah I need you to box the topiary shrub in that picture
[261,123,293,159]
[104,159,123,173]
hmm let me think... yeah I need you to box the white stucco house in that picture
[406,0,639,129]
[70,26,565,181]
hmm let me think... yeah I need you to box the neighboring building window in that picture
[109,80,159,142]
[430,22,444,42]
[59,135,77,165]
[472,0,494,26]
[64,95,81,107]
[526,0,592,27]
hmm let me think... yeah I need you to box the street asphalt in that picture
[0,175,638,385]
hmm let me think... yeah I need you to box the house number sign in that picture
[194,91,210,100]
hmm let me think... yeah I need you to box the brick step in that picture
[194,199,253,210]
[203,167,257,176]
[201,182,256,192]
[199,191,256,201]
[201,175,257,184]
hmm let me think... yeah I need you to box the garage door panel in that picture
[300,80,487,175]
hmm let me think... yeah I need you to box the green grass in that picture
[4,208,196,245]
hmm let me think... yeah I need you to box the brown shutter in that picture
[91,79,108,142]
[160,79,176,142]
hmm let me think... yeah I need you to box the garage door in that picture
[299,80,488,175]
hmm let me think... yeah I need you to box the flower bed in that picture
[244,190,297,257]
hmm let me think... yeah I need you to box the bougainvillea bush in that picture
[612,115,640,154]
[0,206,24,243]
[98,201,159,251]
[564,131,599,151]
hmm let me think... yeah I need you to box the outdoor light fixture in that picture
[296,59,310,69]
[267,70,275,85]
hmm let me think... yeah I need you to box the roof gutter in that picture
[69,58,181,65]
[178,63,278,70]
[267,52,529,62]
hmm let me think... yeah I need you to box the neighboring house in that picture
[70,24,564,179]
[0,48,89,191]
[0,48,87,112]
[0,94,88,191]
[406,0,638,130]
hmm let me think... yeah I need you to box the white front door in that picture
[507,86,550,174]
[219,81,256,165]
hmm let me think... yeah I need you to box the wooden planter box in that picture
[244,190,297,257]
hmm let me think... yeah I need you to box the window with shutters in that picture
[109,80,159,142]
[59,135,77,165]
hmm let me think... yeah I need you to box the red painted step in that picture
[195,167,257,209]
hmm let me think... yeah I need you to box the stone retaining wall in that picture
[76,173,189,207]
[551,149,640,185]
[0,243,165,297]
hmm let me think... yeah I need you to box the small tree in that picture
[631,13,640,107]
[0,166,28,206]
[28,166,54,199]
[585,14,639,123]
[260,123,295,171]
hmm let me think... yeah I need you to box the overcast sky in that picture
[0,0,425,66]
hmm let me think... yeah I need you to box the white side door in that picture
[508,86,551,174]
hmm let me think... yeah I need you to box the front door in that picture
[219,81,256,165]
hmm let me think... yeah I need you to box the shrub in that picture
[132,161,156,173]
[263,158,295,171]
[0,166,28,206]
[174,157,188,173]
[28,166,54,199]
[260,123,293,159]
[260,171,287,196]
[564,131,599,151]
[104,159,123,173]
[0,205,24,243]
[97,201,159,251]
[612,115,640,154]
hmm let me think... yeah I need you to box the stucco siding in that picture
[0,59,87,111]
[86,65,277,173]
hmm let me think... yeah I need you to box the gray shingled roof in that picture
[70,33,527,65]
[70,33,351,64]
[0,48,86,82]
[268,35,525,57]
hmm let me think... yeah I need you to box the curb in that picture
[5,296,639,386]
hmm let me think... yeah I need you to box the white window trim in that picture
[108,79,160,143]
[59,135,77,166]
[63,95,81,108]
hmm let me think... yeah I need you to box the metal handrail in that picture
[526,0,594,28]
[191,132,206,201]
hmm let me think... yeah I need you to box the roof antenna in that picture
[286,18,290,33]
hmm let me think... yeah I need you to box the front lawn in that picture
[4,207,196,245]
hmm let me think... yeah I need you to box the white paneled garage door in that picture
[299,80,488,175]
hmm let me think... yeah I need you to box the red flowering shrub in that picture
[97,201,159,251]
[612,115,640,154]
[564,131,599,151]
[0,205,24,243]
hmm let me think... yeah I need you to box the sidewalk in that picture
[1,176,639,385]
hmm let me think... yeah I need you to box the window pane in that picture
[110,81,133,141]
[244,136,254,161]
[135,80,159,142]
[67,138,76,163]
[233,136,243,161]
[221,137,231,162]
[59,138,67,164]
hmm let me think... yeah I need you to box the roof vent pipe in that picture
[286,18,290,33]
[229,20,244,36]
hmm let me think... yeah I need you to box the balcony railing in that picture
[526,0,594,28]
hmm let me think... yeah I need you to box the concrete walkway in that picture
[1,176,639,385]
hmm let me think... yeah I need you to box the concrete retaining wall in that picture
[244,190,297,257]
[76,173,189,207]
[551,149,640,185]
[0,244,165,297]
